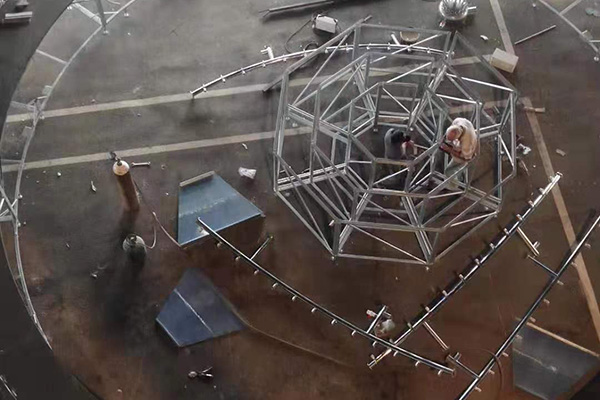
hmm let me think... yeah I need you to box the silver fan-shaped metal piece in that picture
[439,0,469,21]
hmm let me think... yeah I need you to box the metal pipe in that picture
[251,235,273,259]
[368,174,561,368]
[516,227,540,256]
[262,0,334,15]
[457,213,600,399]
[196,217,454,374]
[514,25,556,45]
[526,254,558,277]
[423,322,449,351]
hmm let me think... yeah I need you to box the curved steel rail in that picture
[196,216,455,375]
[1,0,141,345]
[191,43,447,96]
[368,173,562,368]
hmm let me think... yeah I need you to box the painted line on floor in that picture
[5,55,491,124]
[1,128,309,172]
[35,50,68,66]
[560,0,583,15]
[489,0,515,54]
[523,97,600,342]
[526,322,600,358]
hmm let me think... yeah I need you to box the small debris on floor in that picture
[90,181,97,192]
[90,271,98,279]
[161,164,167,170]
[584,243,591,249]
[56,172,62,177]
[131,161,151,168]
[585,8,600,17]
[480,35,488,42]
[490,48,519,73]
[242,143,248,150]
[555,149,567,157]
[238,167,257,180]
[523,106,545,113]
[187,366,214,380]
[65,242,70,249]
[517,143,532,156]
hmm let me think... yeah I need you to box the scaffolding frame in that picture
[272,23,518,265]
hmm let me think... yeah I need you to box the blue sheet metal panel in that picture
[176,268,245,338]
[156,268,244,347]
[513,325,600,399]
[177,171,263,247]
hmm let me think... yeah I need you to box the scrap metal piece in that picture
[439,0,469,21]
[2,11,33,24]
[523,106,546,113]
[514,25,556,45]
[555,149,566,157]
[516,227,540,257]
[131,161,151,167]
[261,0,334,17]
[90,181,97,193]
[238,167,257,180]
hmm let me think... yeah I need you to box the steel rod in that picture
[262,0,334,15]
[516,227,540,256]
[457,212,600,400]
[368,174,561,368]
[196,217,454,374]
[526,254,558,277]
[423,322,449,351]
[514,25,556,45]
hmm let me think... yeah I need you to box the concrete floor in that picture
[2,0,600,399]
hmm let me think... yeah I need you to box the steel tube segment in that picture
[196,217,454,374]
[368,173,562,368]
[457,212,600,400]
[264,0,334,14]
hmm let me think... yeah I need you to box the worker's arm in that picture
[440,142,469,161]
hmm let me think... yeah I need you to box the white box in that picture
[490,48,519,73]
[314,15,337,34]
